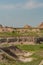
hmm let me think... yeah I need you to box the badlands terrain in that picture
[0,44,43,65]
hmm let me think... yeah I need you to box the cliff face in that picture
[38,22,43,28]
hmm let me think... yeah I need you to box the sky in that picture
[0,0,43,27]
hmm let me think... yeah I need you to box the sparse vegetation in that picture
[0,44,43,65]
[0,30,43,37]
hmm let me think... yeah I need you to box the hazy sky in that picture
[0,0,43,27]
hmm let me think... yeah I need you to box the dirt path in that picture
[39,60,43,65]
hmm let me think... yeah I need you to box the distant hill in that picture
[23,25,32,28]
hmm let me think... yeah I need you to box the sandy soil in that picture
[19,57,34,62]
[23,52,34,57]
[18,52,34,62]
